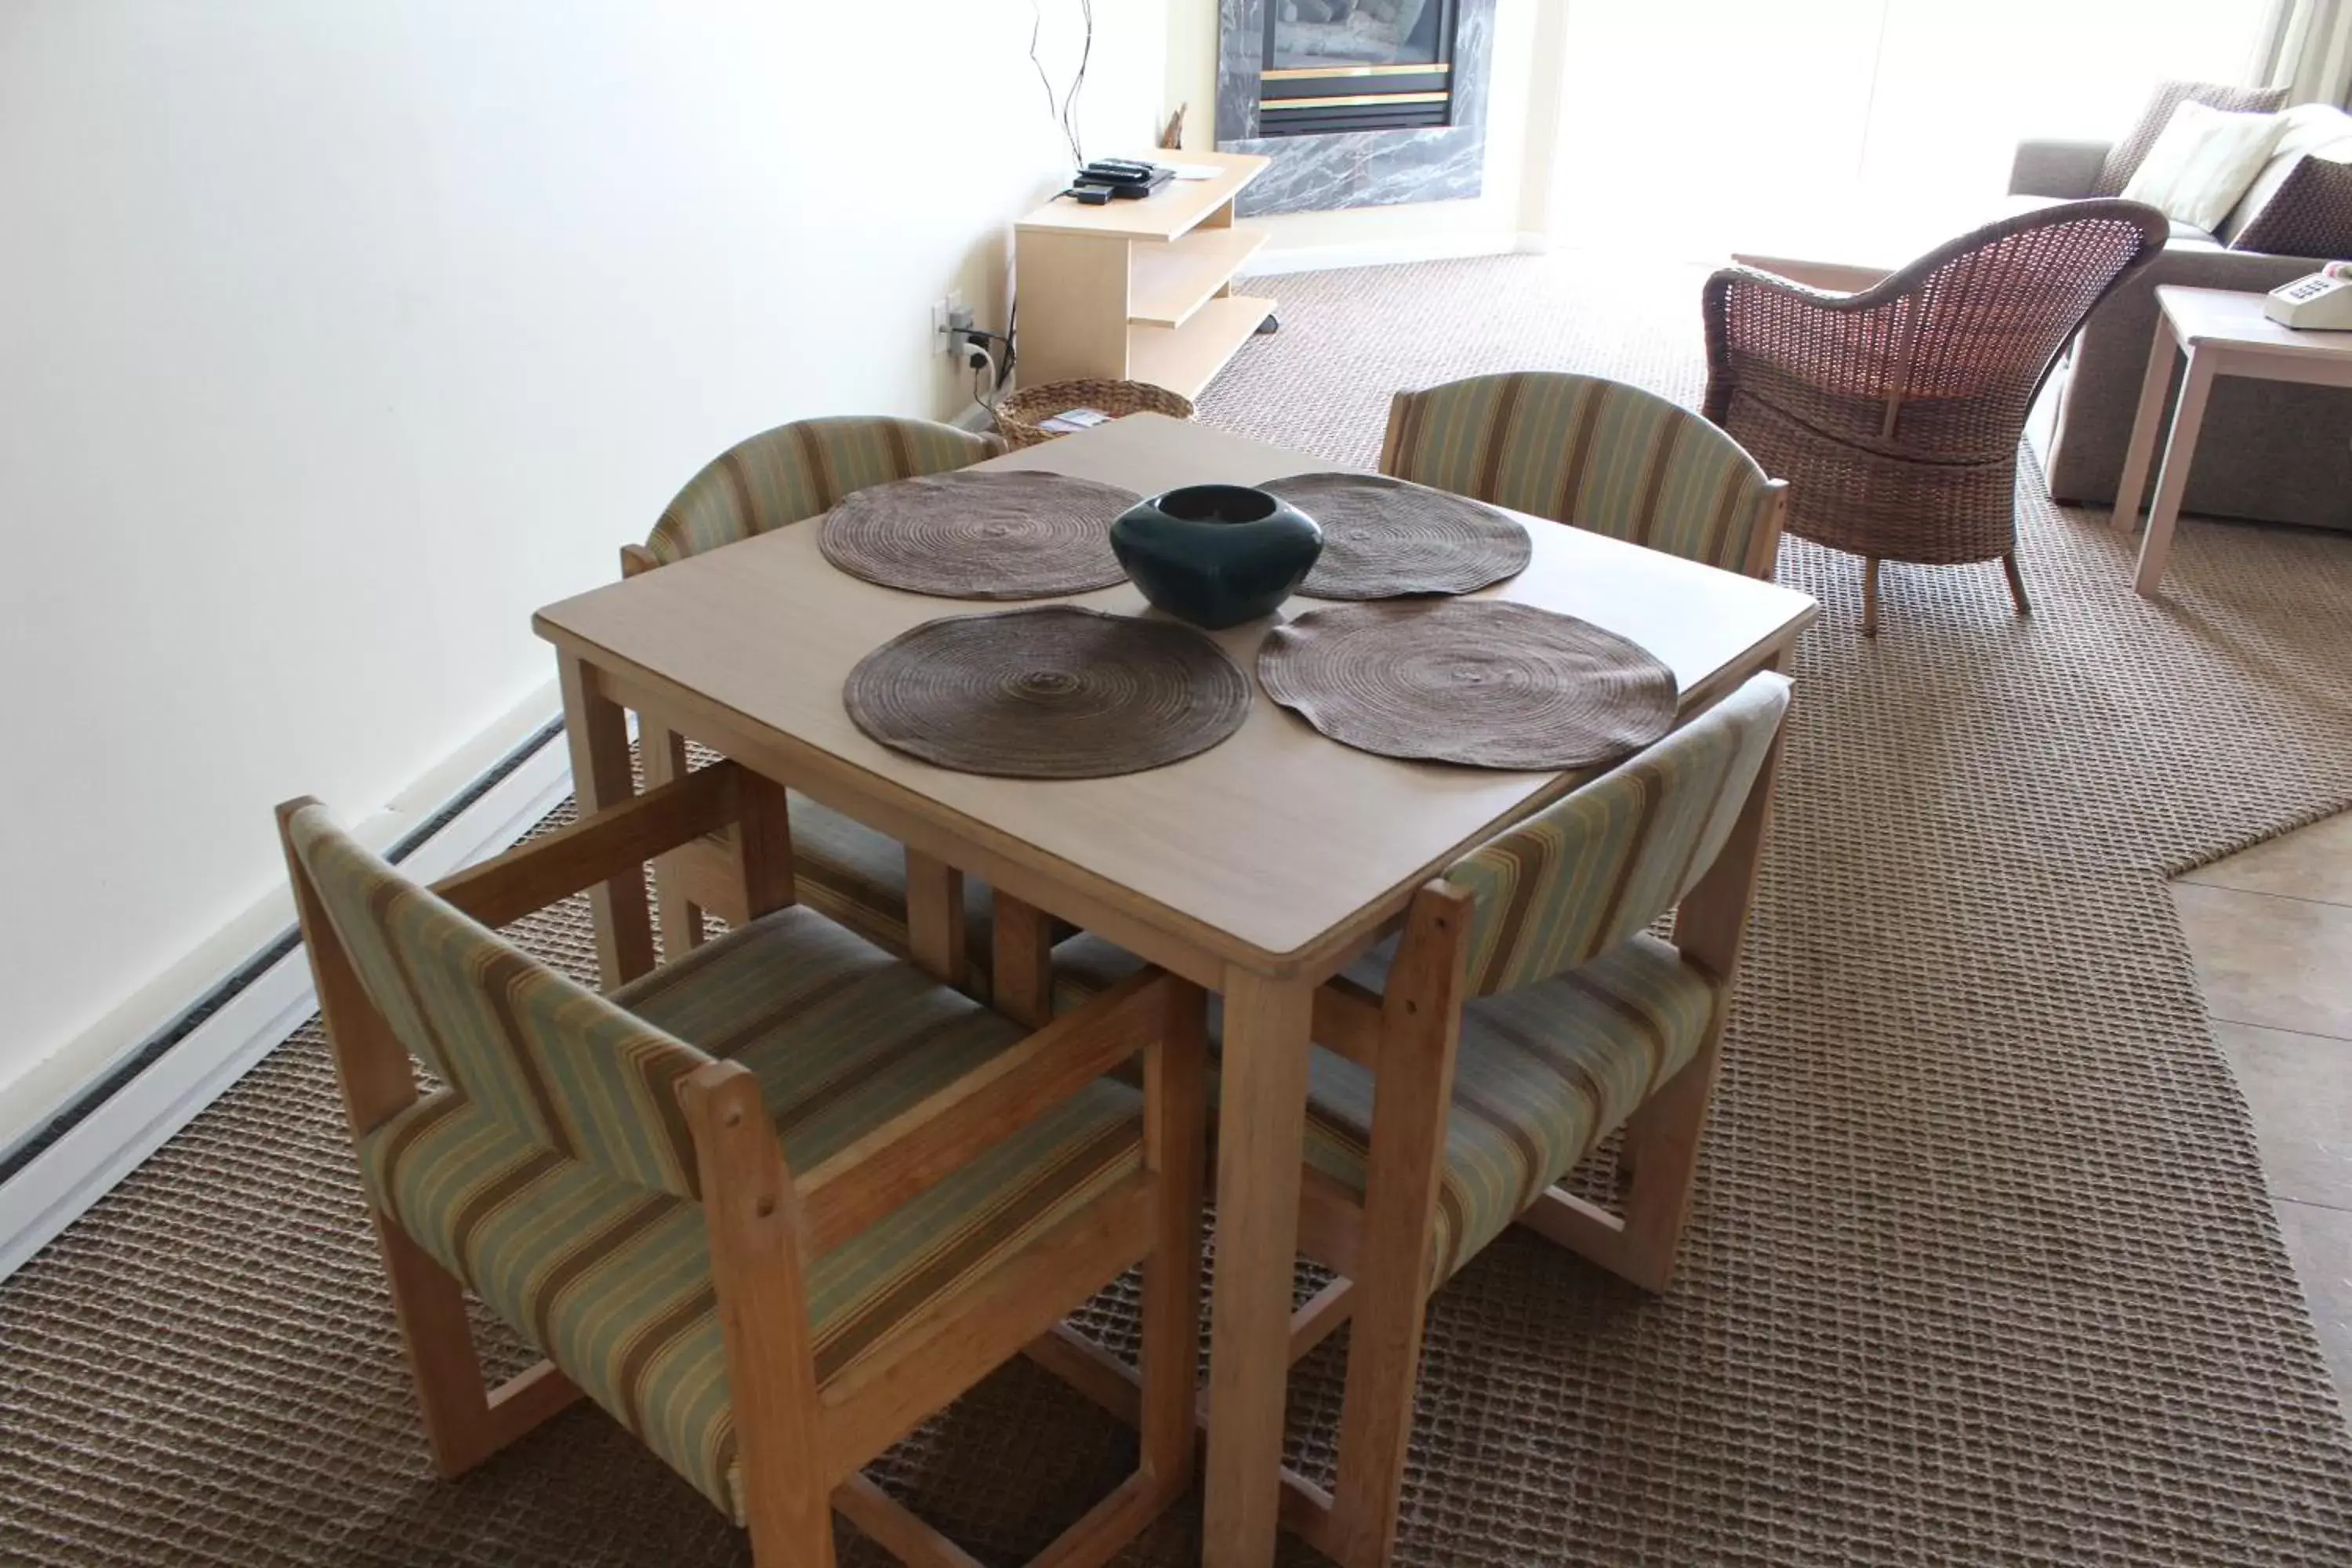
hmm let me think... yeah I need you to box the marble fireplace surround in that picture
[1216,0,1494,216]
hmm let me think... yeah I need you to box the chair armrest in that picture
[434,760,746,927]
[2010,138,2109,199]
[793,968,1176,1257]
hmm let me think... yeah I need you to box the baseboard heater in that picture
[0,717,564,1192]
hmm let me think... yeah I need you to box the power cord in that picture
[1028,0,1093,169]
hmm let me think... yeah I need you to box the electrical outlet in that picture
[934,290,972,356]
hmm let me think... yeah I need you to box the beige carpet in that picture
[7,253,2352,1566]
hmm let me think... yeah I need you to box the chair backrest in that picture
[641,415,1000,568]
[1445,673,1791,997]
[1380,371,1784,579]
[1702,200,2168,463]
[284,805,711,1197]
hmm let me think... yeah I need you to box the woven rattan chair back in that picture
[1700,199,2166,631]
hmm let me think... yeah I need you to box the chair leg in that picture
[1606,1035,1725,1294]
[1329,886,1469,1568]
[686,1063,836,1568]
[1137,978,1209,1504]
[2001,551,2031,619]
[1861,556,1881,638]
[641,721,707,953]
[372,1216,517,1479]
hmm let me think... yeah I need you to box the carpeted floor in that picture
[7,252,2352,1566]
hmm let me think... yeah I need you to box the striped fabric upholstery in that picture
[1382,372,1779,577]
[644,416,998,566]
[1051,929,1717,1285]
[786,789,996,973]
[287,805,710,1198]
[358,903,1145,1522]
[1449,673,1790,997]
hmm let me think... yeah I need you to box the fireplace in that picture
[1257,0,1458,136]
[1217,0,1494,216]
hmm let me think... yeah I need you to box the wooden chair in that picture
[622,416,1004,978]
[1701,200,2167,633]
[1036,673,1793,1567]
[1380,371,1788,581]
[278,759,1204,1568]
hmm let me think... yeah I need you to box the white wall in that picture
[0,0,1159,1141]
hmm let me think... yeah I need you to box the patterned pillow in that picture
[2230,154,2352,257]
[2096,80,2291,196]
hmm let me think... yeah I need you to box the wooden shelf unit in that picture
[1014,151,1276,404]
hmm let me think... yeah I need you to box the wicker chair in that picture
[1702,200,2167,634]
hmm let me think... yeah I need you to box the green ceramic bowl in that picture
[1109,484,1323,630]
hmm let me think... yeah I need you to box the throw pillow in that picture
[2095,79,2290,196]
[2231,153,2352,257]
[2120,101,2288,232]
[2220,104,2352,244]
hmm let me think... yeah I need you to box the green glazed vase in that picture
[1109,484,1323,631]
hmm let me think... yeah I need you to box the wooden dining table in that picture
[533,411,1818,1567]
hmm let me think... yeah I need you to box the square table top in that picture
[535,414,1817,975]
[2157,284,2352,364]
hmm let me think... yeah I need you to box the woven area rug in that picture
[6,253,2352,1566]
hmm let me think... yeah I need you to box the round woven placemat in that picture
[818,470,1138,599]
[844,605,1250,779]
[1258,599,1675,770]
[1263,470,1531,599]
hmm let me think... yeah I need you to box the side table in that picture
[2111,284,2352,597]
[1014,151,1276,401]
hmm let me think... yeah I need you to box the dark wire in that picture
[1062,0,1093,167]
[1029,1,1090,168]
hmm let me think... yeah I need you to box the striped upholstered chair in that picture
[278,760,1205,1568]
[1049,673,1792,1568]
[1380,371,1788,580]
[621,416,1003,979]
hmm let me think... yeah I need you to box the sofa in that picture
[2015,98,2352,532]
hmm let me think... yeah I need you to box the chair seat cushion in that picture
[358,906,1142,1523]
[784,790,997,972]
[1054,929,1719,1282]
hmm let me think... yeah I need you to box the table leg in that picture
[992,891,1056,1027]
[2111,326,2178,533]
[557,651,655,989]
[2135,347,2216,598]
[1203,967,1315,1568]
[637,719,705,953]
[902,849,966,988]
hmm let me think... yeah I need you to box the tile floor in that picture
[2172,810,2352,1415]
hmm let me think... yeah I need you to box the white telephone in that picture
[2265,261,2352,329]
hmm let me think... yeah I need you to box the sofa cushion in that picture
[2096,80,2289,196]
[2120,101,2288,232]
[2231,153,2352,258]
[2220,104,2352,245]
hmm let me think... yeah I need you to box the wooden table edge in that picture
[532,598,1813,985]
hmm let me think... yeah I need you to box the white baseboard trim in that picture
[1238,229,1533,278]
[0,728,574,1282]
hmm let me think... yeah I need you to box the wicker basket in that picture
[994,379,1195,449]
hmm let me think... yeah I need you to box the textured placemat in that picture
[818,470,1137,599]
[844,604,1248,779]
[1264,470,1530,599]
[1259,598,1675,771]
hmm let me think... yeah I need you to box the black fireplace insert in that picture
[1257,0,1457,136]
